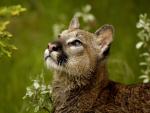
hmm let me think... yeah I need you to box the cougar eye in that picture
[69,40,82,46]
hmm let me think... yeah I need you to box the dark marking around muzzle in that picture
[48,40,68,65]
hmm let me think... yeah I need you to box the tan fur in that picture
[45,17,150,113]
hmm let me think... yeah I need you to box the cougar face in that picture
[44,17,114,76]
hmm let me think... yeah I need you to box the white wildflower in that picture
[33,80,40,89]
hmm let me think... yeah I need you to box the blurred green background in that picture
[0,0,150,113]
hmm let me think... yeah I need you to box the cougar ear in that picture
[95,24,114,57]
[69,16,80,30]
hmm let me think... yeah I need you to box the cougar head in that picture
[44,17,114,77]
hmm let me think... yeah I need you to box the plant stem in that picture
[43,107,51,113]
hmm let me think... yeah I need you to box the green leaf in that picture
[0,5,26,17]
[139,62,147,66]
[8,45,17,50]
[34,106,40,112]
[0,5,26,58]
[0,41,6,47]
[0,21,10,31]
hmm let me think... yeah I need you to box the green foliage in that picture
[136,14,150,83]
[0,5,26,57]
[52,4,96,37]
[74,4,95,30]
[23,72,53,113]
[75,4,95,22]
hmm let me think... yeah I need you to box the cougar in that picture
[44,17,150,113]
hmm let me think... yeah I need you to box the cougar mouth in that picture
[44,49,68,70]
[44,49,51,60]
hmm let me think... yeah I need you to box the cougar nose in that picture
[48,43,60,52]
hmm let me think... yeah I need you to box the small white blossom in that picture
[74,12,82,17]
[41,84,46,91]
[136,41,143,49]
[48,85,53,94]
[24,87,33,98]
[143,78,149,83]
[33,80,40,89]
[82,4,91,13]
